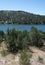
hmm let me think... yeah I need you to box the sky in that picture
[0,0,45,15]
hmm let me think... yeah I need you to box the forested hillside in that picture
[0,10,45,24]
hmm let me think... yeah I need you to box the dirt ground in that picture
[30,47,45,65]
[0,41,45,65]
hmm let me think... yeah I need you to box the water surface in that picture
[0,24,45,32]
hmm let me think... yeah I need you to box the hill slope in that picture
[0,10,45,24]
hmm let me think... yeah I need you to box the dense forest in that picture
[0,10,45,24]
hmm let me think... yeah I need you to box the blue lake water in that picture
[0,24,45,32]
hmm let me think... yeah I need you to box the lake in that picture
[0,24,45,32]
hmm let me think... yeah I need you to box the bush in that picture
[0,30,4,43]
[5,27,44,54]
[29,26,43,47]
[38,56,43,63]
[19,50,30,65]
[1,50,9,56]
[5,29,30,53]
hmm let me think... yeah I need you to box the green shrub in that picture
[1,50,9,56]
[19,50,30,65]
[29,26,43,47]
[38,56,43,63]
[5,29,30,53]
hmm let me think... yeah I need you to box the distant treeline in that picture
[0,10,45,24]
[0,27,45,53]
